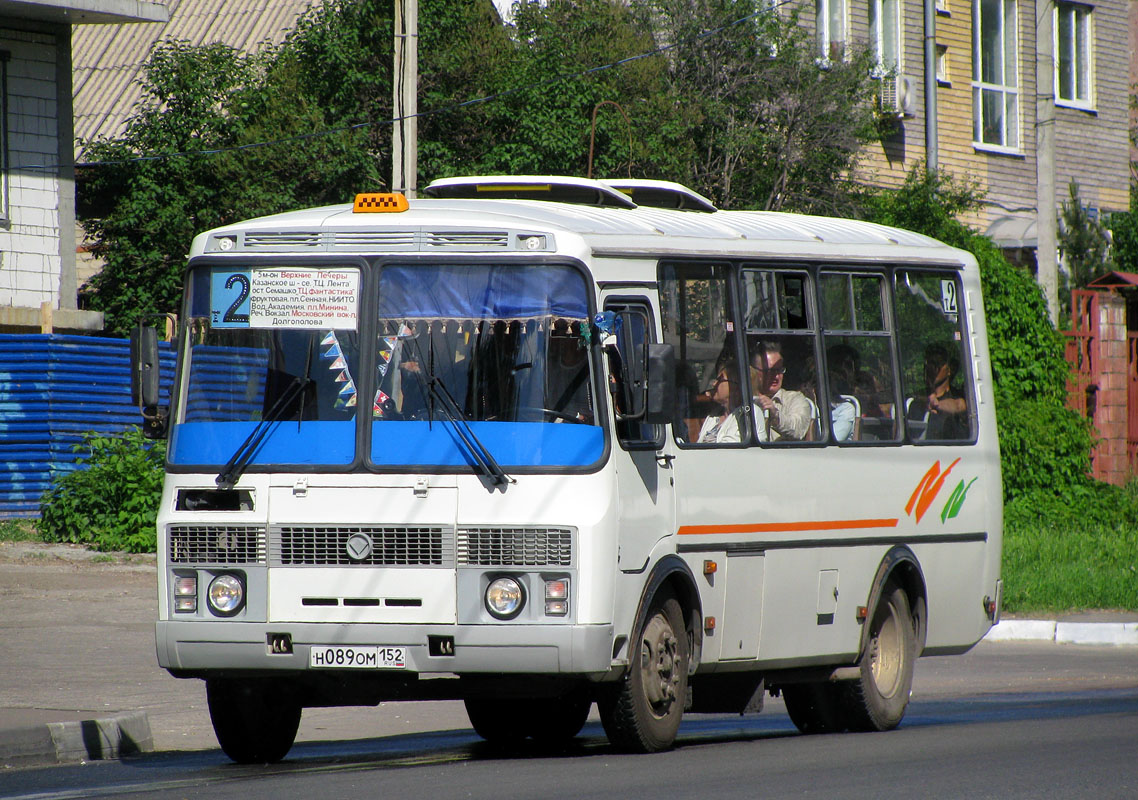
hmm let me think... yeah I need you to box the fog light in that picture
[545,599,569,616]
[485,576,525,619]
[207,574,245,617]
[174,574,197,613]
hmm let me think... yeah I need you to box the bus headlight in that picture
[207,574,245,617]
[485,576,525,619]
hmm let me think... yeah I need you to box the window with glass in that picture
[972,0,1019,149]
[895,271,974,442]
[870,0,901,76]
[660,263,748,446]
[817,0,847,61]
[371,263,603,469]
[1055,2,1091,106]
[819,272,899,443]
[172,265,363,468]
[605,299,665,450]
[740,268,821,444]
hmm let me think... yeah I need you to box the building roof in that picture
[1086,271,1138,289]
[72,0,313,158]
[1,0,166,25]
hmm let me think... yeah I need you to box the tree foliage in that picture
[78,0,881,332]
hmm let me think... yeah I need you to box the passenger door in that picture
[601,294,676,572]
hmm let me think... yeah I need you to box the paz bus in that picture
[131,175,1002,763]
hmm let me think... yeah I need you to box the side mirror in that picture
[130,324,168,439]
[645,343,675,425]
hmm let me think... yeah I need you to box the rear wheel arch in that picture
[863,546,927,657]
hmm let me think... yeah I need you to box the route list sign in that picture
[210,268,359,329]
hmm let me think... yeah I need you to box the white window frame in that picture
[816,0,847,62]
[1054,1,1093,109]
[869,0,902,76]
[972,0,1020,152]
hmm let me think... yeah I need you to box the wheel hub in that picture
[640,613,680,711]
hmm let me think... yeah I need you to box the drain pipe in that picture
[924,0,937,172]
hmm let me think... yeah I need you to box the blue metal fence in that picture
[0,334,175,518]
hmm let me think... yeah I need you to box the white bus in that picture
[132,175,1002,763]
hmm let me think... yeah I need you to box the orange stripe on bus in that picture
[677,518,900,536]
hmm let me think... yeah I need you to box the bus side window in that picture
[895,271,974,442]
[660,262,749,446]
[740,267,821,445]
[605,301,664,449]
[819,272,899,443]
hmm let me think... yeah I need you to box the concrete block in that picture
[983,620,1056,641]
[48,711,153,762]
[1055,622,1138,646]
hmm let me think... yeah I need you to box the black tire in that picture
[782,682,847,734]
[529,690,592,744]
[464,697,530,744]
[599,594,689,753]
[206,678,301,764]
[842,583,916,732]
[465,691,592,745]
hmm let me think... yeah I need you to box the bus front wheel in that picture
[599,593,689,753]
[206,678,301,764]
[782,682,846,734]
[842,583,916,731]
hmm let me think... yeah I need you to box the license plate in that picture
[309,645,406,669]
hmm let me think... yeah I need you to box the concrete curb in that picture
[985,620,1138,646]
[0,711,152,769]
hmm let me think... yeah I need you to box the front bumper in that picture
[156,620,615,678]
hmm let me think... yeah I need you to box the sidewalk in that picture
[1,540,1135,770]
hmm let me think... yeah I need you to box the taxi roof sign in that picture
[354,192,409,213]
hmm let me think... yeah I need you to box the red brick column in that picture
[1091,293,1128,484]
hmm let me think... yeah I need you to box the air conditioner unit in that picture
[877,74,915,117]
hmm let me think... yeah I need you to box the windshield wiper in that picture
[424,375,514,487]
[216,373,311,489]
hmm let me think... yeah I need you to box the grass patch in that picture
[1002,483,1138,613]
[0,519,41,542]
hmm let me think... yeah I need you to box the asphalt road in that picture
[1,544,1136,798]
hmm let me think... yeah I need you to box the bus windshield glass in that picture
[371,263,603,469]
[170,265,362,468]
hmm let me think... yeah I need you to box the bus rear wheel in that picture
[206,678,301,764]
[599,594,689,753]
[842,583,916,731]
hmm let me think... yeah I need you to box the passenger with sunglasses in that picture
[750,341,812,442]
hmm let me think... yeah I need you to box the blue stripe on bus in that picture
[371,421,603,467]
[170,420,356,466]
[168,420,604,467]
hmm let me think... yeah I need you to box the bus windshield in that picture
[371,263,603,469]
[170,265,363,468]
[168,261,603,471]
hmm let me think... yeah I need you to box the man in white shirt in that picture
[750,341,813,442]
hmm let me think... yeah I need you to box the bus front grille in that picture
[272,526,453,567]
[457,527,574,567]
[168,525,267,565]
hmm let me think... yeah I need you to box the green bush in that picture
[1003,482,1138,612]
[38,428,164,553]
